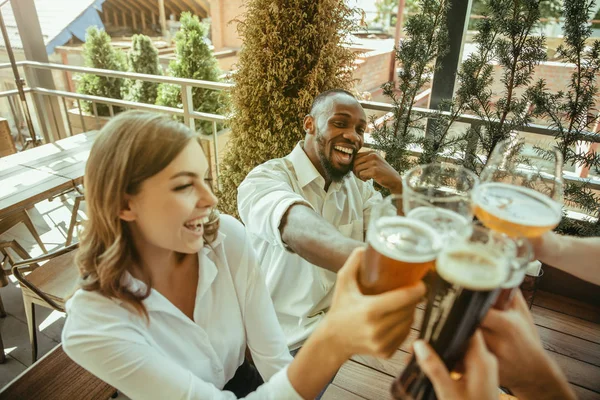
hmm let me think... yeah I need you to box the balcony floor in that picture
[1,196,599,399]
[323,290,600,400]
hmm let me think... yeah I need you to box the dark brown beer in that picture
[392,242,510,400]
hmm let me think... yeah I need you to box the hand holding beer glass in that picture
[392,225,516,400]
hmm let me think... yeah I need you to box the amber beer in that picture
[473,182,562,238]
[360,216,441,295]
[392,240,510,400]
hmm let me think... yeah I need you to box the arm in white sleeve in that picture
[62,302,302,400]
[237,229,295,380]
[361,179,384,230]
[237,164,313,248]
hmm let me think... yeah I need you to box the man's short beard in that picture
[316,133,353,182]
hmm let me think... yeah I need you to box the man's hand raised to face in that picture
[353,150,403,194]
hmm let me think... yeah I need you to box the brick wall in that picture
[352,49,394,94]
[210,0,244,51]
[488,61,599,109]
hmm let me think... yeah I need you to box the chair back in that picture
[0,118,16,158]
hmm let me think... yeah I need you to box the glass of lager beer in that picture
[474,139,563,238]
[403,163,479,241]
[360,194,442,295]
[391,224,514,400]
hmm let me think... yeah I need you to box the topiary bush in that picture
[155,12,222,134]
[122,34,162,104]
[77,26,126,116]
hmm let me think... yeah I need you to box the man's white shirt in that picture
[238,141,383,349]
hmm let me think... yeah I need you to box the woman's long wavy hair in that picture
[77,111,219,319]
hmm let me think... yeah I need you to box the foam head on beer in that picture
[361,216,442,294]
[436,243,510,291]
[473,182,562,238]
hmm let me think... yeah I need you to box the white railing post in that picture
[212,121,220,190]
[181,84,195,131]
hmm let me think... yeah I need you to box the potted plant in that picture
[122,34,162,105]
[70,26,126,133]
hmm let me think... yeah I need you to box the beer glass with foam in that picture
[360,194,442,295]
[474,139,564,238]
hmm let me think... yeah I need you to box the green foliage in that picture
[527,0,600,234]
[77,26,126,116]
[155,12,222,134]
[469,0,563,29]
[218,0,357,216]
[370,0,451,174]
[374,0,420,27]
[122,34,162,104]
[456,0,546,173]
[593,8,600,29]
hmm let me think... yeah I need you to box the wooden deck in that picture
[322,291,600,400]
[1,196,599,398]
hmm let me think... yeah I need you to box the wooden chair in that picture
[0,240,39,364]
[0,343,116,400]
[0,209,47,254]
[0,117,16,157]
[11,243,79,363]
[65,195,84,246]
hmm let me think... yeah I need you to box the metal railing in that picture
[360,100,600,191]
[0,60,599,192]
[0,60,232,186]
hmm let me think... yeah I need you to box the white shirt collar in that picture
[119,231,226,315]
[287,141,347,191]
[287,141,324,189]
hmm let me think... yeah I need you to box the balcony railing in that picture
[1,60,599,194]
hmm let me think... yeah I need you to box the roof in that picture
[0,0,106,54]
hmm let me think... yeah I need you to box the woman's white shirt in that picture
[62,215,302,400]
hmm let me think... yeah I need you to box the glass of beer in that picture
[403,163,479,241]
[493,235,533,310]
[474,139,563,238]
[391,224,515,400]
[360,194,442,295]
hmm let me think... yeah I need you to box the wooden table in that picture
[0,131,97,218]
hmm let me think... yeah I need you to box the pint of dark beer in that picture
[391,225,514,400]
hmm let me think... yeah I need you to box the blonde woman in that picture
[61,111,425,400]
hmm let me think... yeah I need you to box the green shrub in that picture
[156,12,221,134]
[123,34,162,104]
[77,26,126,116]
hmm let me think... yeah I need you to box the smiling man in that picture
[237,89,402,361]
